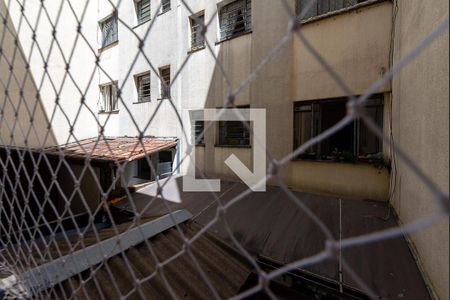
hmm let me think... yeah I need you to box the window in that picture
[190,13,205,50]
[296,0,367,20]
[193,121,205,145]
[293,95,384,160]
[100,15,118,48]
[99,83,118,112]
[136,0,151,24]
[136,73,151,102]
[161,0,171,13]
[218,106,251,147]
[219,0,252,41]
[159,67,170,99]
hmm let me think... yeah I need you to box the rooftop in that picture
[42,137,177,162]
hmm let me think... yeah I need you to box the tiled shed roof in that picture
[43,137,177,162]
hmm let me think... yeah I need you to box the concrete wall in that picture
[0,1,57,148]
[391,0,449,298]
[3,0,100,146]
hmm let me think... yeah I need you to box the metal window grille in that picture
[136,73,151,102]
[100,83,118,112]
[190,14,205,50]
[297,0,367,19]
[159,67,171,99]
[219,0,252,41]
[100,15,118,47]
[218,120,251,146]
[293,95,384,160]
[137,0,151,24]
[161,0,171,13]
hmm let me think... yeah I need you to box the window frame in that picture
[160,0,171,14]
[216,105,252,148]
[218,0,252,42]
[293,95,384,161]
[190,12,206,51]
[100,14,118,48]
[135,72,151,103]
[136,0,151,25]
[159,66,171,99]
[296,0,368,21]
[99,82,119,113]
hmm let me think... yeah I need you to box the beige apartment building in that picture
[0,0,448,298]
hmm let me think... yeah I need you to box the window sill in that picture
[98,41,119,53]
[298,0,388,26]
[98,110,120,115]
[133,100,152,104]
[188,46,206,54]
[215,30,252,45]
[133,19,151,29]
[195,143,205,147]
[214,144,252,149]
[157,97,170,101]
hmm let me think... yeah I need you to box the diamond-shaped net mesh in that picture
[0,0,448,299]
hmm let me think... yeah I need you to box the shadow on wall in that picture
[0,1,57,149]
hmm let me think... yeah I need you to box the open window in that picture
[161,0,171,14]
[99,82,118,112]
[293,95,384,160]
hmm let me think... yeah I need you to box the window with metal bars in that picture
[159,67,170,99]
[136,0,151,24]
[161,0,171,13]
[219,0,252,41]
[218,106,251,147]
[136,73,151,102]
[190,13,205,51]
[100,15,118,48]
[99,83,118,112]
[193,121,205,145]
[293,95,384,160]
[296,0,367,20]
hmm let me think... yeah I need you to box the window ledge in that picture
[133,100,152,104]
[299,0,388,25]
[188,46,206,54]
[195,143,206,147]
[214,144,252,149]
[98,110,120,115]
[133,19,151,29]
[157,97,171,101]
[215,30,252,45]
[98,41,119,53]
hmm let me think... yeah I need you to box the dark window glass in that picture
[293,95,384,160]
[218,120,251,146]
[137,158,152,179]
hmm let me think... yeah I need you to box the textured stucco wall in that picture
[391,0,449,298]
